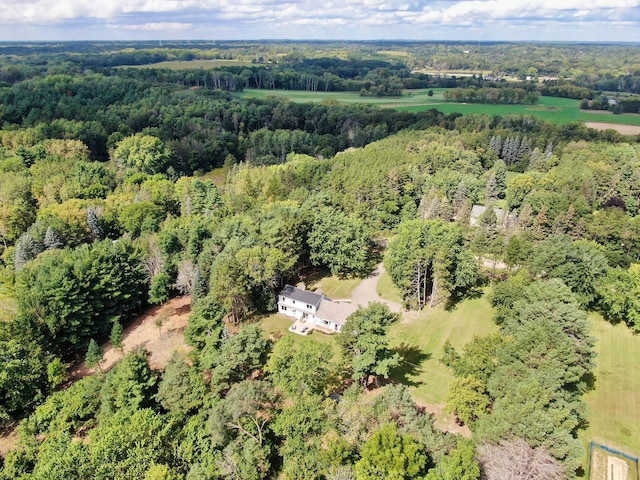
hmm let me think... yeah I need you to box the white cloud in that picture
[119,22,193,30]
[1,0,639,40]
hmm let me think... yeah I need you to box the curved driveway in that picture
[350,263,402,313]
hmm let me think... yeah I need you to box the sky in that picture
[1,0,640,42]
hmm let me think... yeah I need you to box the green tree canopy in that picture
[337,302,401,384]
[355,424,427,480]
[385,219,477,308]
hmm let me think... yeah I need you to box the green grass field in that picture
[387,292,498,404]
[580,313,640,461]
[121,59,253,70]
[236,88,640,128]
[260,313,341,359]
[309,275,362,300]
[376,271,403,304]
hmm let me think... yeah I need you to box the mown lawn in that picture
[260,313,341,359]
[376,271,403,304]
[237,88,640,127]
[580,313,640,460]
[311,275,361,300]
[387,291,498,405]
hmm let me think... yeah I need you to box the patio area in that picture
[288,319,313,336]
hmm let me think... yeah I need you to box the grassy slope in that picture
[580,313,640,458]
[386,292,498,404]
[237,88,640,127]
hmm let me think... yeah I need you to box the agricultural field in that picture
[237,88,640,129]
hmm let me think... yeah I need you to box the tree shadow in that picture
[389,343,431,387]
[444,276,489,311]
[580,371,597,393]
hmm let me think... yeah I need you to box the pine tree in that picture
[85,339,104,372]
[485,172,499,203]
[15,233,42,270]
[453,181,470,215]
[517,204,534,229]
[489,135,502,157]
[87,207,103,240]
[493,159,507,199]
[110,322,124,355]
[43,226,63,250]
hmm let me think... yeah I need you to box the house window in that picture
[322,320,329,325]
[281,296,285,301]
[293,300,296,304]
[281,306,287,311]
[307,304,312,309]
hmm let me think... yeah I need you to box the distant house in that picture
[278,284,357,334]
[469,204,515,228]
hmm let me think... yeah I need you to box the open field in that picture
[386,291,498,404]
[202,165,230,186]
[237,88,640,128]
[580,314,640,465]
[121,59,253,69]
[585,122,640,136]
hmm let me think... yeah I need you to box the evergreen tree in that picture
[110,322,124,355]
[43,226,63,250]
[86,207,103,241]
[15,233,42,270]
[85,339,103,373]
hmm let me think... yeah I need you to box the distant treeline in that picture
[443,87,540,105]
[580,95,640,114]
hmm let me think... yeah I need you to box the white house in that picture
[278,284,357,334]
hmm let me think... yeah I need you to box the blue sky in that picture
[1,0,640,42]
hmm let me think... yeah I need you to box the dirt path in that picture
[1,297,192,455]
[351,263,402,313]
[72,296,193,379]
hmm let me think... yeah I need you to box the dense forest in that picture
[0,41,639,480]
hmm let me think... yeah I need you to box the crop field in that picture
[237,88,640,128]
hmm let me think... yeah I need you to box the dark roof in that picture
[279,284,324,307]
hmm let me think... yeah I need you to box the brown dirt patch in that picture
[72,295,193,379]
[414,400,472,438]
[0,424,18,456]
[585,122,640,136]
[1,297,193,456]
[365,387,471,438]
